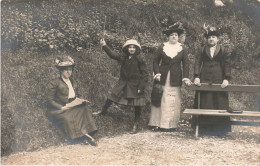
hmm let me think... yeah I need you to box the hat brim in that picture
[55,64,75,70]
[122,45,141,55]
[204,31,220,38]
[163,28,184,36]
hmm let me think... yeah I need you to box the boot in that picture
[130,106,141,134]
[93,99,112,115]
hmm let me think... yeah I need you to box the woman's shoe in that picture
[151,126,159,132]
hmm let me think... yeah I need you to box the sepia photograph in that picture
[1,0,260,165]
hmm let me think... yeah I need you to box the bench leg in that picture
[195,91,200,138]
[195,115,199,138]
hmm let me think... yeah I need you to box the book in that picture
[63,98,90,108]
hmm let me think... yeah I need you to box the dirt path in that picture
[2,126,260,165]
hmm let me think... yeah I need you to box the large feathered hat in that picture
[55,56,75,70]
[203,24,220,38]
[163,21,184,36]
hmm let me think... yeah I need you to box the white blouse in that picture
[62,77,76,99]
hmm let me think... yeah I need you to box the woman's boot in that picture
[131,106,141,134]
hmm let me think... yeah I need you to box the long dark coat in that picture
[193,44,231,134]
[47,77,97,139]
[153,44,189,86]
[102,45,149,99]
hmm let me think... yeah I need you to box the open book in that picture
[63,98,90,109]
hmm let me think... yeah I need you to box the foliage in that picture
[1,0,259,155]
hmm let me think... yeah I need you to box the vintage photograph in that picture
[1,0,260,165]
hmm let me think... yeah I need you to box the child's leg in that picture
[131,106,142,133]
[93,99,113,115]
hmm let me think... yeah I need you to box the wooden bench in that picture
[183,84,260,137]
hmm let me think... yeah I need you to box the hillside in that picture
[1,0,260,156]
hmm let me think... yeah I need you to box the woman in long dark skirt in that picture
[47,56,97,145]
[193,25,232,136]
[93,39,149,134]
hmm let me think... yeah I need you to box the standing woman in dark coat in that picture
[93,39,149,134]
[148,22,192,131]
[193,26,232,135]
[47,56,97,145]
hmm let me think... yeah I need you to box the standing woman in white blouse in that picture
[149,22,191,131]
[47,56,97,145]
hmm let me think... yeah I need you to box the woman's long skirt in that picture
[149,72,181,129]
[192,91,231,135]
[48,103,97,139]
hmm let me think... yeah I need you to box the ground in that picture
[2,122,260,165]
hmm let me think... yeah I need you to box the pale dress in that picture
[149,71,181,129]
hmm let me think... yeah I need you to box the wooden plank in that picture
[186,84,260,93]
[183,109,260,117]
[231,121,260,126]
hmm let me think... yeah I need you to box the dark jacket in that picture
[194,44,231,83]
[47,77,81,110]
[193,44,232,132]
[153,44,189,86]
[102,45,149,99]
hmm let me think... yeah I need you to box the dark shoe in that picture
[89,139,98,146]
[150,126,159,132]
[85,137,98,146]
[92,110,106,116]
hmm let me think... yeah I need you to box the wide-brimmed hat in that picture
[122,39,141,54]
[163,22,184,36]
[204,26,220,38]
[55,56,75,69]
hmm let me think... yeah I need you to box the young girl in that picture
[93,39,149,134]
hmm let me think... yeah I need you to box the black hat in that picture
[163,22,184,36]
[204,26,220,38]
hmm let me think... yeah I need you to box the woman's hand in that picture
[154,74,161,82]
[100,38,106,46]
[183,78,192,86]
[61,106,71,111]
[221,79,229,88]
[194,78,201,86]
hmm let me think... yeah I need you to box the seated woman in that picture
[47,55,97,145]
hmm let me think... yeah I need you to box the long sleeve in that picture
[223,47,231,80]
[153,46,162,75]
[137,56,149,92]
[182,48,190,79]
[47,79,63,110]
[102,45,122,61]
[194,47,203,78]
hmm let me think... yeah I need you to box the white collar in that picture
[163,42,183,58]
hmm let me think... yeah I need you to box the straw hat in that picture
[122,39,141,54]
